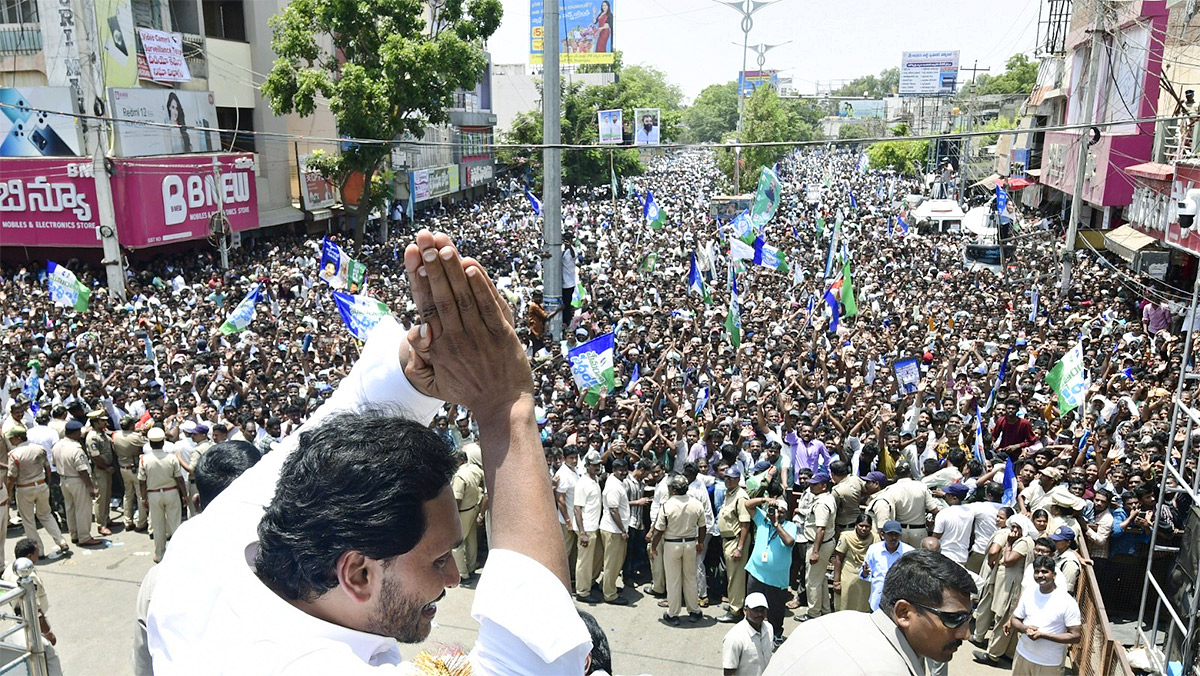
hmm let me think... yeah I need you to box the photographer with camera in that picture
[742,487,798,648]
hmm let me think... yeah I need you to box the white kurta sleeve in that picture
[468,549,591,675]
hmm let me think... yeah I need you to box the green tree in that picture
[715,86,812,192]
[832,67,900,98]
[838,124,871,140]
[261,0,502,244]
[974,54,1038,95]
[866,139,929,175]
[891,122,911,136]
[499,61,686,187]
[683,81,738,143]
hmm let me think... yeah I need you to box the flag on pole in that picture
[840,260,858,317]
[972,411,986,465]
[688,253,712,305]
[611,167,619,197]
[639,252,657,272]
[995,185,1009,215]
[726,274,742,349]
[849,192,858,211]
[857,153,870,173]
[823,230,838,279]
[888,216,894,237]
[643,191,666,230]
[897,213,909,236]
[318,237,368,293]
[46,262,90,312]
[1045,341,1089,414]
[525,187,542,216]
[571,280,588,308]
[694,386,710,415]
[219,283,263,335]
[1029,288,1040,323]
[824,287,840,333]
[1001,458,1017,507]
[805,295,816,328]
[625,363,641,395]
[730,210,754,242]
[332,291,394,341]
[568,333,616,407]
[406,190,414,220]
[749,166,782,228]
[816,216,825,237]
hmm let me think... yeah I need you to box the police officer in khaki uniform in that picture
[85,410,116,535]
[50,420,100,546]
[829,461,865,534]
[802,472,837,620]
[112,417,147,531]
[650,475,706,625]
[450,444,485,581]
[888,462,939,548]
[138,427,186,563]
[716,467,753,624]
[6,427,69,556]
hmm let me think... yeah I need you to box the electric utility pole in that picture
[542,0,563,341]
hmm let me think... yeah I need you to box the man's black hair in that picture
[578,610,612,675]
[194,441,262,510]
[1031,554,1056,572]
[13,538,37,560]
[255,409,457,601]
[1033,536,1054,551]
[829,460,849,477]
[879,550,976,620]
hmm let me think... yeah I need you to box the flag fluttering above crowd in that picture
[47,262,90,312]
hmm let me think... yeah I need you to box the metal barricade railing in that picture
[1070,538,1134,676]
[0,559,49,676]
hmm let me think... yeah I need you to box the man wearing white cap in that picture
[721,592,774,675]
[138,427,186,563]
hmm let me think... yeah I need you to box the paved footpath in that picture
[14,524,1010,675]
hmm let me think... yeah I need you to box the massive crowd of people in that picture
[0,146,1195,675]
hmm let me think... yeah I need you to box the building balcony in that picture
[0,24,40,54]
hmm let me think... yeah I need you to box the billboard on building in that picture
[35,0,84,99]
[898,51,959,96]
[298,154,336,210]
[97,0,138,88]
[410,165,460,202]
[738,71,778,96]
[463,162,495,188]
[108,88,219,157]
[0,88,84,156]
[835,99,886,118]
[138,29,192,83]
[530,0,614,65]
[0,158,101,247]
[598,109,623,144]
[109,153,259,248]
[633,108,660,145]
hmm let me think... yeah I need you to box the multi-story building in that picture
[0,0,496,291]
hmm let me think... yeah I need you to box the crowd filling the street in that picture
[0,146,1194,675]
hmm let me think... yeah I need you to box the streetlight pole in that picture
[716,0,779,192]
[542,0,563,341]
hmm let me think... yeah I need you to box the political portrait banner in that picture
[633,108,660,146]
[598,109,623,144]
[893,357,921,395]
[318,237,368,293]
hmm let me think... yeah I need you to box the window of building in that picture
[131,0,163,29]
[169,0,200,35]
[203,0,245,41]
[0,0,37,23]
[216,107,255,153]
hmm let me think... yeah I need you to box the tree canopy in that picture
[683,81,739,143]
[831,67,900,99]
[972,54,1038,96]
[261,0,502,241]
[715,86,818,192]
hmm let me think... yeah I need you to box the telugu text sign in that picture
[898,50,959,96]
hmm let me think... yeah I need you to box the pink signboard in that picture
[110,153,259,248]
[0,157,102,247]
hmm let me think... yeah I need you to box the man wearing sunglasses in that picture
[764,549,976,676]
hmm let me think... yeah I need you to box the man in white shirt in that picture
[555,446,580,576]
[146,232,590,675]
[722,592,773,675]
[931,483,974,564]
[966,483,1003,573]
[862,521,915,611]
[599,459,631,604]
[574,451,604,601]
[1010,555,1082,675]
[684,462,716,603]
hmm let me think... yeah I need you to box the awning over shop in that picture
[1004,177,1036,189]
[1104,224,1159,263]
[1124,162,1175,181]
[972,174,1001,189]
[1026,168,1042,177]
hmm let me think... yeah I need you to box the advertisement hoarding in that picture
[738,71,778,96]
[0,87,84,156]
[137,28,191,83]
[632,108,660,145]
[110,153,259,248]
[97,0,138,88]
[598,109,623,144]
[463,162,495,188]
[0,158,101,247]
[899,50,959,96]
[410,165,460,202]
[35,0,83,96]
[835,99,887,118]
[298,154,336,210]
[530,0,614,65]
[108,88,219,157]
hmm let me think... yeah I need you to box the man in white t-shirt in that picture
[573,451,604,600]
[931,483,974,564]
[599,459,632,604]
[1010,555,1082,675]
